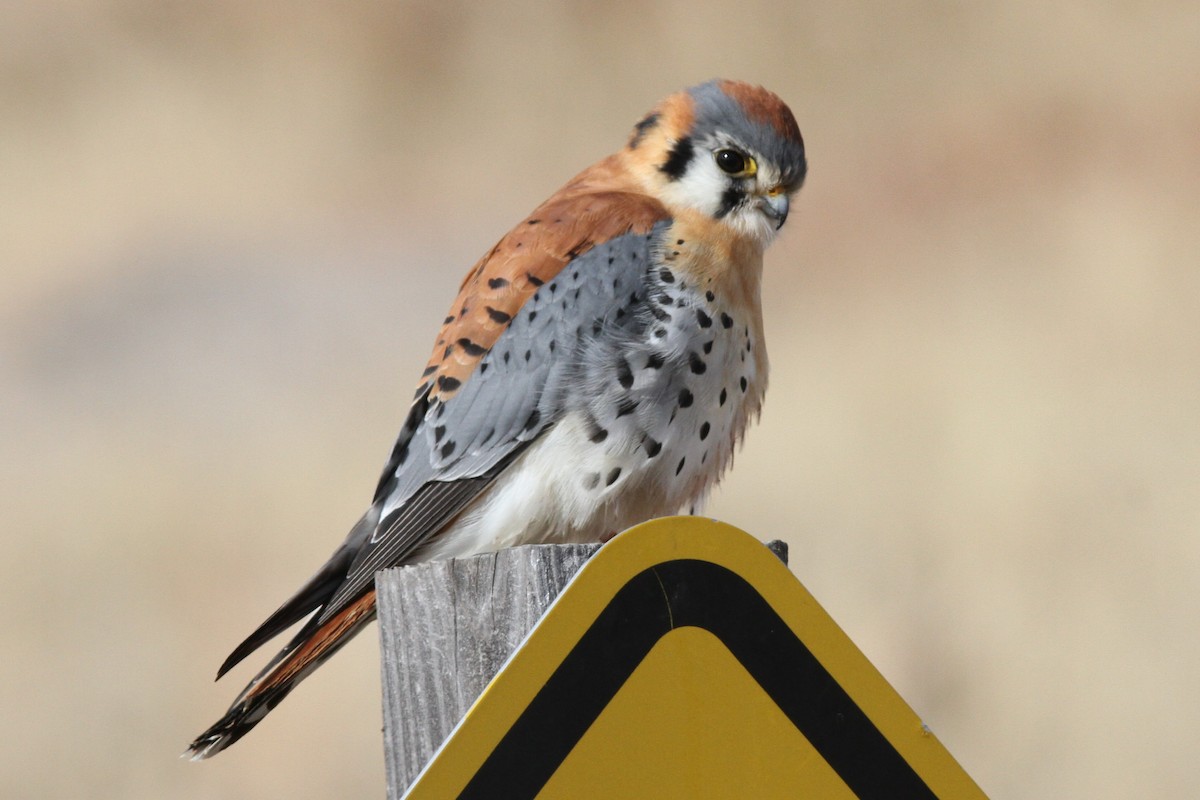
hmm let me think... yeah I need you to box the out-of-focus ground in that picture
[3,2,1197,797]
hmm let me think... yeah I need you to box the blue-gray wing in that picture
[318,222,668,620]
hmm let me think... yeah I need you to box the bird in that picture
[187,79,806,759]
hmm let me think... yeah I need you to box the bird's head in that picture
[623,80,806,247]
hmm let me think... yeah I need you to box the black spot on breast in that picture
[589,424,608,444]
[678,388,694,408]
[653,327,667,339]
[696,309,712,328]
[659,136,694,181]
[503,351,511,364]
[616,398,639,417]
[524,349,532,362]
[649,304,671,322]
[479,362,489,374]
[706,290,715,302]
[526,272,544,286]
[437,375,462,392]
[657,293,672,306]
[716,312,731,329]
[702,340,713,355]
[584,473,600,490]
[675,457,686,475]
[659,267,675,283]
[677,239,685,245]
[528,311,538,323]
[528,219,541,225]
[689,352,707,374]
[719,388,727,406]
[740,376,748,392]
[486,306,512,324]
[645,352,664,370]
[643,436,662,457]
[617,358,634,389]
[434,425,446,443]
[440,440,456,458]
[605,467,622,486]
[443,315,455,325]
[699,422,711,441]
[488,277,509,289]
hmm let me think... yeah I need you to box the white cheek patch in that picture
[657,159,727,218]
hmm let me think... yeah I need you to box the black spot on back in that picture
[456,338,486,357]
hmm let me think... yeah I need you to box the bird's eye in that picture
[715,149,755,176]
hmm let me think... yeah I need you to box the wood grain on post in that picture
[376,538,787,798]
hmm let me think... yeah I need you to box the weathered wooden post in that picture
[377,537,787,798]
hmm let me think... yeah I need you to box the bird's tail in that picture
[184,590,377,760]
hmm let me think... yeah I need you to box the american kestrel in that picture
[188,79,806,758]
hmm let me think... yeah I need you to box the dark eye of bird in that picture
[715,149,746,174]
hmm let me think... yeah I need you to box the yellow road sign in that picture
[403,517,987,799]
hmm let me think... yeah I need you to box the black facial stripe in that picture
[715,186,744,219]
[659,136,694,181]
[629,112,660,149]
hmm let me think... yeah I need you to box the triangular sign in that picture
[403,517,987,799]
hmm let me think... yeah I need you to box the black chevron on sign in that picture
[458,559,938,799]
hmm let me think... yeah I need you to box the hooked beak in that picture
[758,191,790,229]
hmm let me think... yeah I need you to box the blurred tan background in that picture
[3,2,1197,797]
